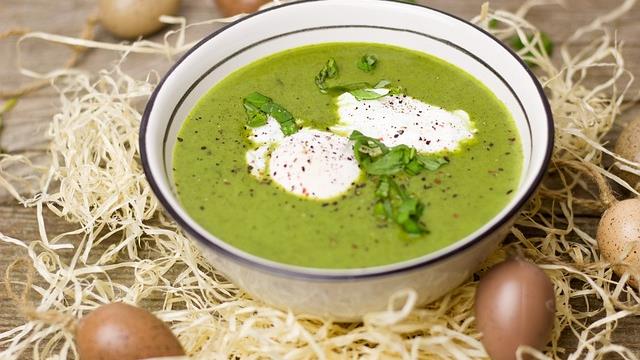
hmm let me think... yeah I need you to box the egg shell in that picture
[597,198,640,287]
[99,0,182,39]
[475,258,555,360]
[214,0,271,17]
[76,303,185,360]
[614,117,640,190]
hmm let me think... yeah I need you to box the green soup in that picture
[173,43,523,269]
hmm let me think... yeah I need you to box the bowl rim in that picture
[139,0,554,280]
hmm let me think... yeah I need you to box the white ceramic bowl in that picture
[140,0,553,320]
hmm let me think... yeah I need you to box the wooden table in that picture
[1,0,640,357]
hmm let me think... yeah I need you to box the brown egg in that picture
[614,117,640,190]
[76,303,185,360]
[214,0,271,17]
[597,198,640,287]
[475,258,555,360]
[99,0,182,39]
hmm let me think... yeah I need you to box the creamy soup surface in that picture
[173,43,523,269]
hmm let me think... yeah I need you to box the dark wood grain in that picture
[1,0,639,357]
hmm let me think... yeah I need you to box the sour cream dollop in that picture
[245,93,476,200]
[331,92,475,153]
[269,129,361,199]
[245,120,360,199]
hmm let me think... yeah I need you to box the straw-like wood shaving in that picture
[1,1,640,358]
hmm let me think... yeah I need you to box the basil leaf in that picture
[374,80,391,88]
[242,92,299,135]
[418,155,449,171]
[261,102,293,124]
[388,85,405,96]
[244,92,272,108]
[279,120,298,136]
[399,216,426,234]
[324,82,374,96]
[404,157,425,176]
[326,58,338,77]
[511,32,554,55]
[366,150,406,175]
[510,32,554,67]
[324,79,399,100]
[375,176,390,198]
[315,58,339,92]
[372,176,427,235]
[396,197,419,224]
[351,131,447,235]
[261,102,298,136]
[357,54,378,72]
[365,145,413,175]
[244,103,268,127]
[375,177,394,219]
[349,88,389,101]
[351,132,447,176]
[390,180,426,234]
[243,92,270,127]
[350,130,388,167]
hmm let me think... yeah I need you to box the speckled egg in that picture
[475,258,556,360]
[614,117,640,190]
[99,0,182,39]
[75,303,185,360]
[597,198,640,287]
[214,0,271,17]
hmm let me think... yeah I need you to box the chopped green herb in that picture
[315,58,339,92]
[357,54,378,72]
[388,84,405,96]
[350,130,448,234]
[350,130,387,165]
[488,19,499,29]
[244,92,271,107]
[243,93,270,127]
[374,176,426,234]
[509,32,554,67]
[324,79,402,101]
[395,195,425,234]
[350,131,447,176]
[375,176,390,198]
[324,82,373,96]
[349,88,389,101]
[243,92,298,136]
[417,155,448,172]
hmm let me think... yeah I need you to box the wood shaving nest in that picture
[1,0,640,359]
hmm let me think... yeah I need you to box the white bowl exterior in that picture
[198,220,513,320]
[142,0,552,319]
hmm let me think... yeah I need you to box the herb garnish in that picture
[357,54,378,72]
[512,32,554,55]
[375,176,425,234]
[487,20,554,67]
[315,58,339,92]
[349,88,389,101]
[243,92,298,136]
[350,131,448,234]
[509,32,554,67]
[323,80,403,101]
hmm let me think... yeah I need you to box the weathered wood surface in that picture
[1,0,639,357]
